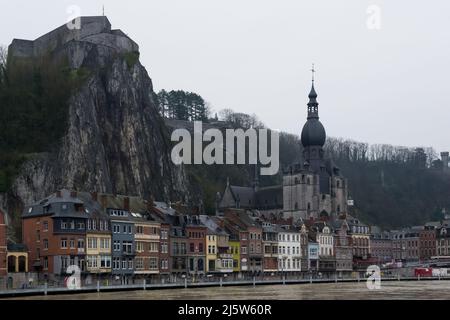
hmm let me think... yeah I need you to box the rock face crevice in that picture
[5,17,192,231]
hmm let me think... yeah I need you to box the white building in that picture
[277,228,302,272]
[317,224,334,257]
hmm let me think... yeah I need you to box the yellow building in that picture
[86,216,112,274]
[206,233,217,272]
[228,240,240,272]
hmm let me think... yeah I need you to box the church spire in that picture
[307,64,319,119]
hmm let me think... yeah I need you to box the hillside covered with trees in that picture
[159,92,450,229]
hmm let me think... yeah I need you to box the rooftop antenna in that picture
[102,5,105,16]
[311,63,316,83]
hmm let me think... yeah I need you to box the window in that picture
[70,239,75,249]
[87,256,98,268]
[122,259,127,270]
[113,258,120,270]
[161,242,168,254]
[44,257,48,270]
[61,239,68,249]
[161,259,168,270]
[122,241,133,254]
[127,258,133,270]
[88,238,97,249]
[136,242,144,253]
[100,238,110,250]
[190,243,195,252]
[128,225,132,234]
[37,230,40,241]
[135,257,144,270]
[61,221,68,230]
[161,230,168,240]
[43,221,49,231]
[113,240,120,251]
[136,226,144,234]
[43,239,49,250]
[78,239,85,249]
[100,256,111,268]
[113,225,120,233]
[123,225,127,233]
[199,243,204,253]
[149,242,158,252]
[149,258,158,270]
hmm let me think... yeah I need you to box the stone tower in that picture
[441,152,449,172]
[301,81,327,173]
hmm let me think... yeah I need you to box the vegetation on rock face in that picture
[0,46,89,192]
[122,51,140,69]
[157,90,211,121]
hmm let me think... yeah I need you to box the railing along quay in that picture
[2,275,450,298]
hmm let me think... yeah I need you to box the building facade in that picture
[419,225,436,261]
[108,208,135,283]
[277,227,302,272]
[0,210,7,277]
[22,190,88,276]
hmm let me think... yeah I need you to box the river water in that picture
[11,280,450,300]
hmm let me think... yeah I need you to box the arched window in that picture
[307,203,311,211]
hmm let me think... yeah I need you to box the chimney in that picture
[91,192,98,202]
[123,197,130,211]
[441,152,449,171]
[56,190,62,198]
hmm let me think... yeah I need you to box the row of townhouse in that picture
[27,189,450,283]
[369,217,450,265]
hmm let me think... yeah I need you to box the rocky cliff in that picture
[2,17,192,235]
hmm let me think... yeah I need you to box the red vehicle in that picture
[414,267,433,277]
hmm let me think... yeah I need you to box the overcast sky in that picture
[1,0,449,153]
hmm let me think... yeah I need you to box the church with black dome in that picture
[218,73,348,222]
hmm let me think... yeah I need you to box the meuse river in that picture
[10,280,450,300]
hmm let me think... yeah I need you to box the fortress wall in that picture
[8,39,34,58]
[33,17,112,57]
[82,33,139,53]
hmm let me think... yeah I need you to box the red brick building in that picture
[0,209,7,276]
[22,190,88,275]
[224,210,263,272]
[420,225,437,261]
[185,217,206,275]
